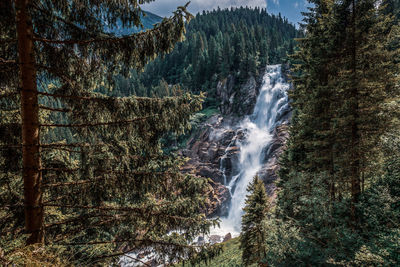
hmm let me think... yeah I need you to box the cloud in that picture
[142,0,267,17]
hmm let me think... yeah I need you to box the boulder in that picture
[197,236,205,245]
[209,235,222,244]
[205,179,231,217]
[198,165,222,182]
[223,233,232,242]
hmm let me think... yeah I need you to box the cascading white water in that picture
[121,65,289,266]
[213,64,290,237]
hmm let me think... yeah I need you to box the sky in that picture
[142,0,309,26]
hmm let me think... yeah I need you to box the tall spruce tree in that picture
[0,0,220,265]
[277,0,400,264]
[240,176,269,267]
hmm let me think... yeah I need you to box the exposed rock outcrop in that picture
[181,115,239,216]
[204,179,231,217]
[257,123,289,196]
[217,75,235,116]
[181,115,240,186]
[182,116,289,216]
[217,71,265,117]
[182,68,291,217]
[223,233,232,242]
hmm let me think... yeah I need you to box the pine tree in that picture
[128,7,299,105]
[278,0,340,222]
[0,0,220,264]
[277,0,400,264]
[330,0,400,224]
[240,176,269,267]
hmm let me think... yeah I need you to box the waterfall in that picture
[213,64,290,236]
[120,65,290,266]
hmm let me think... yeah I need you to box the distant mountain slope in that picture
[139,11,163,30]
[108,7,300,106]
[106,11,163,35]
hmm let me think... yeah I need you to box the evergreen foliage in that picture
[274,0,400,265]
[240,176,269,266]
[109,7,300,107]
[0,0,220,265]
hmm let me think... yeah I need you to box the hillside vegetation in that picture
[107,7,299,107]
[1,0,399,266]
[176,238,257,267]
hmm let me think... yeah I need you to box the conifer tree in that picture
[240,176,269,267]
[132,7,299,107]
[277,0,400,264]
[0,0,220,265]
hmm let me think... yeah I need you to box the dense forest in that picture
[238,0,400,266]
[46,8,300,145]
[1,0,400,266]
[106,8,299,106]
[0,1,219,265]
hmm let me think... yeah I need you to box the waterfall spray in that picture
[214,64,290,236]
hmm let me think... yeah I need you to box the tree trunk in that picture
[350,0,360,226]
[15,0,44,244]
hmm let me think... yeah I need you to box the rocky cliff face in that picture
[182,116,288,216]
[181,115,236,216]
[182,69,290,217]
[257,123,289,195]
[216,70,265,117]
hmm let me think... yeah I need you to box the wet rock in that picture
[198,165,222,182]
[181,115,240,186]
[197,236,205,245]
[220,151,240,182]
[223,233,232,242]
[217,72,264,117]
[258,123,290,195]
[236,76,258,116]
[205,179,231,217]
[217,75,235,115]
[207,143,219,161]
[209,235,222,244]
[182,69,291,216]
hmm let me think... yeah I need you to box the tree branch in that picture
[0,58,17,65]
[45,214,113,229]
[42,179,96,188]
[40,143,100,148]
[37,90,111,101]
[95,169,173,176]
[31,13,178,46]
[61,238,199,248]
[36,90,154,102]
[31,3,89,35]
[39,115,157,128]
[41,167,80,172]
[0,145,22,149]
[0,39,17,44]
[33,34,134,45]
[38,105,71,112]
[43,204,200,223]
[0,92,18,99]
[40,147,81,153]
